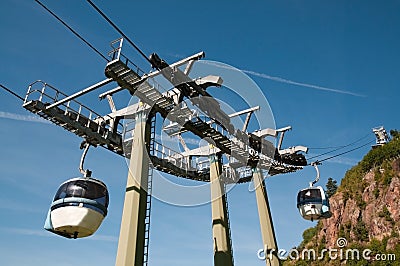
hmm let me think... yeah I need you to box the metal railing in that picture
[145,76,181,103]
[108,38,145,77]
[24,80,123,135]
[153,140,191,170]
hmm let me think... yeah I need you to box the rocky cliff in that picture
[285,132,400,265]
[321,158,400,250]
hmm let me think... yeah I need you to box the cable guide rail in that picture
[21,39,308,183]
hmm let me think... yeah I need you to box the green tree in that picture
[299,227,317,249]
[354,220,369,242]
[390,129,399,139]
[326,177,338,197]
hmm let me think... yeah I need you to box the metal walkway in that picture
[23,81,124,155]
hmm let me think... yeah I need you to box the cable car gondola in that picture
[44,177,109,238]
[297,162,332,221]
[44,142,109,238]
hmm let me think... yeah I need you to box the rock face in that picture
[286,137,400,265]
[317,158,400,250]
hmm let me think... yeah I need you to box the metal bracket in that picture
[279,146,309,155]
[310,161,321,187]
[276,126,292,151]
[79,141,92,178]
[46,78,113,110]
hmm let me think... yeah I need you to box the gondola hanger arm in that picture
[79,141,92,178]
[310,161,321,187]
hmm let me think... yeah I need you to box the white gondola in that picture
[44,177,109,238]
[44,142,109,238]
[297,163,332,221]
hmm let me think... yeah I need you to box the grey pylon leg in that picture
[210,153,234,266]
[115,111,150,266]
[253,168,280,266]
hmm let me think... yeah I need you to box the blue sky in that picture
[1,0,399,265]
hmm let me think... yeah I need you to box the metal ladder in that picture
[143,115,156,266]
[224,183,235,266]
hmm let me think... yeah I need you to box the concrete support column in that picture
[253,168,280,266]
[210,153,233,266]
[115,111,150,266]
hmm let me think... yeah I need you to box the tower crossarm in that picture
[105,58,308,173]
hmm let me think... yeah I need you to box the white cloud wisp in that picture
[0,111,51,124]
[202,61,365,97]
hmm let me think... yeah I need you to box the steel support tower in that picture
[210,152,234,265]
[115,110,151,265]
[22,38,308,266]
[253,168,280,265]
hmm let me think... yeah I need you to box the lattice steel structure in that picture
[23,38,309,266]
